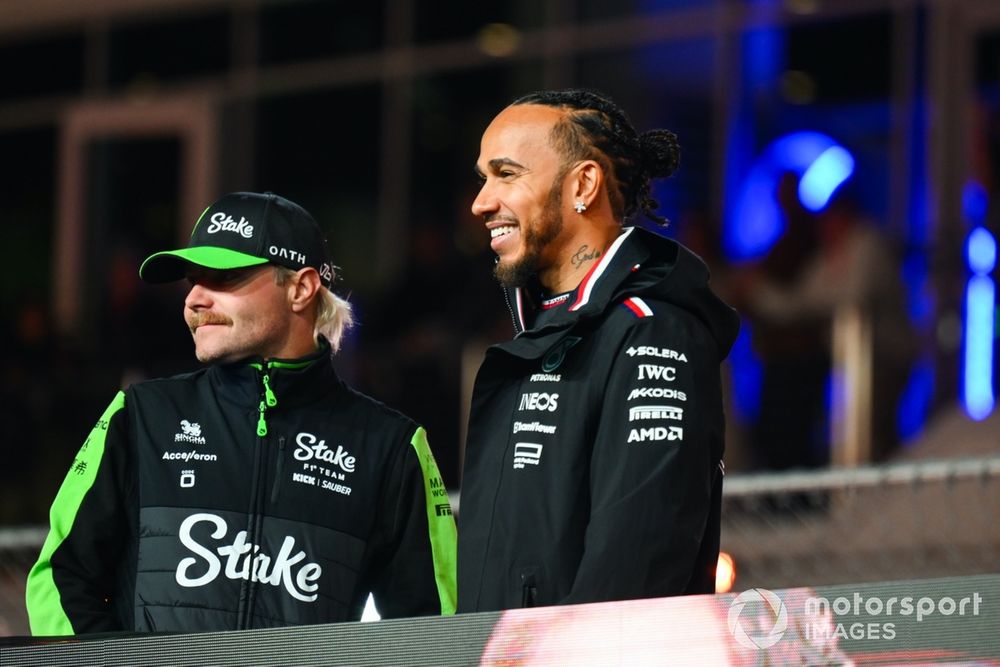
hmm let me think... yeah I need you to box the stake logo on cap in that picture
[140,191,335,289]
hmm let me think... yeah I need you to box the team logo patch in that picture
[513,443,543,469]
[205,211,254,238]
[175,420,206,445]
[542,336,581,372]
[629,405,683,422]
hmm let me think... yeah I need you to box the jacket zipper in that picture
[240,365,280,628]
[502,286,522,335]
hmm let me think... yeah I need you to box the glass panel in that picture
[259,1,384,63]
[580,0,711,23]
[108,11,230,88]
[786,12,892,103]
[0,32,84,101]
[0,128,56,308]
[412,1,544,44]
[575,38,717,229]
[254,85,382,295]
[84,137,188,373]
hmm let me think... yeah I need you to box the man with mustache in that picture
[458,90,739,611]
[27,192,456,634]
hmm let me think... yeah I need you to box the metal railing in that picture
[721,455,1000,589]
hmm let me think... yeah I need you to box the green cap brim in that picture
[139,246,269,283]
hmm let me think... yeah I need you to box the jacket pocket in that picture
[519,570,538,608]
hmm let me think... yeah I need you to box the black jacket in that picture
[27,342,457,634]
[457,227,739,611]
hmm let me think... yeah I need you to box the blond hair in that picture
[274,266,354,353]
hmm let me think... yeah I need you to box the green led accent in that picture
[410,427,457,615]
[26,392,126,636]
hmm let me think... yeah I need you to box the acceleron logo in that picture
[728,588,788,649]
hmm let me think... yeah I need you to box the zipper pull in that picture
[257,400,268,436]
[262,373,277,407]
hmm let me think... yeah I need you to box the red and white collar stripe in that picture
[568,227,634,312]
[622,296,654,318]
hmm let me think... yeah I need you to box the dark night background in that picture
[1,0,998,526]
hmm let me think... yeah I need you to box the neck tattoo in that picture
[571,244,602,269]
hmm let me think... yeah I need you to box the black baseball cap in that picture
[139,191,335,288]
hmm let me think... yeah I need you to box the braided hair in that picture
[512,89,680,226]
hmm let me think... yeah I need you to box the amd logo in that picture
[627,426,684,443]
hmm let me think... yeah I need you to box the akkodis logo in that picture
[728,588,788,649]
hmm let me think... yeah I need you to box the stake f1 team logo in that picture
[728,588,788,649]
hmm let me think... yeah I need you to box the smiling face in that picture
[472,104,574,289]
[183,265,296,364]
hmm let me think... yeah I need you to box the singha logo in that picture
[181,420,202,437]
[175,419,207,445]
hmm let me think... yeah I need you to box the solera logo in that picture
[728,588,788,649]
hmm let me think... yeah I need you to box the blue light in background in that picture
[799,146,855,212]
[962,181,989,227]
[897,361,935,441]
[727,325,762,421]
[726,131,854,260]
[962,226,996,421]
[967,226,997,274]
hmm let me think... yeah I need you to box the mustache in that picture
[485,214,518,225]
[187,312,233,333]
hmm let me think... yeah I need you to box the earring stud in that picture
[574,201,587,213]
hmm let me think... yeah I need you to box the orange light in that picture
[716,551,736,593]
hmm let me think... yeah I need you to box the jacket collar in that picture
[210,337,341,409]
[507,226,653,322]
[496,227,655,361]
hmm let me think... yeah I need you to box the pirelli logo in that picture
[629,405,683,422]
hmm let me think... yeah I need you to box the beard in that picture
[494,179,564,288]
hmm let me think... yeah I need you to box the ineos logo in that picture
[518,392,559,412]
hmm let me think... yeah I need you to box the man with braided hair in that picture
[457,90,739,611]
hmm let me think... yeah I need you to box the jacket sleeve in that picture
[562,307,723,604]
[369,426,457,618]
[26,391,133,635]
